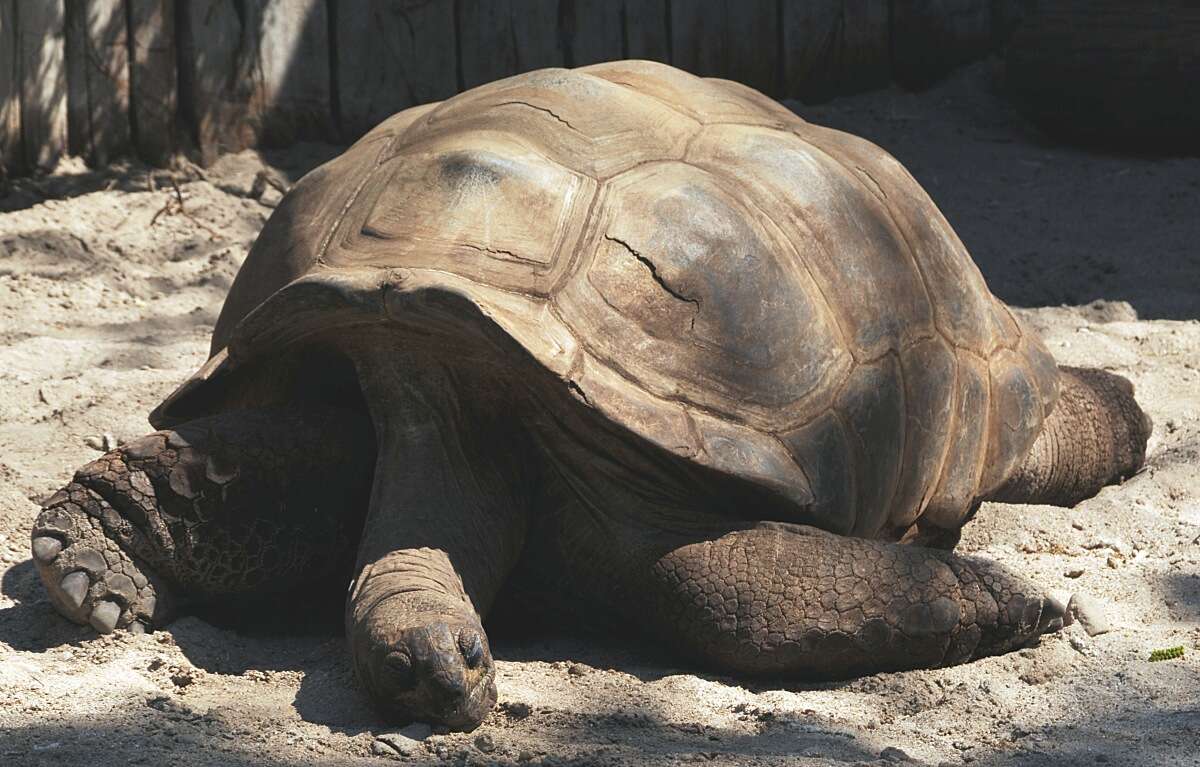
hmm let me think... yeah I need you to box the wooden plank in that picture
[564,0,623,67]
[457,0,515,90]
[1005,0,1200,149]
[18,0,68,170]
[128,0,177,164]
[621,0,668,62]
[255,0,336,145]
[669,0,779,92]
[892,0,991,89]
[781,0,889,102]
[724,0,778,94]
[840,0,890,92]
[669,0,723,78]
[334,0,457,141]
[183,0,259,163]
[0,0,21,178]
[510,0,562,73]
[457,0,563,90]
[65,0,89,156]
[65,0,131,164]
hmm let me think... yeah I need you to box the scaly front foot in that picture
[33,479,173,633]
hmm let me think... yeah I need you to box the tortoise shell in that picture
[155,61,1059,541]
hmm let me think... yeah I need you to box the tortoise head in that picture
[354,612,497,731]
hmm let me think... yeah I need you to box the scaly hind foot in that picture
[33,481,174,634]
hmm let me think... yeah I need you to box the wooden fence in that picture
[1,0,1019,179]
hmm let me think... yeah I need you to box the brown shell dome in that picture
[155,61,1059,541]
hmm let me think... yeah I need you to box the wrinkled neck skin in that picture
[347,334,537,609]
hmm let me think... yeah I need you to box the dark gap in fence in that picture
[326,0,341,141]
[453,0,466,94]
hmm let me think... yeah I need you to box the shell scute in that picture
[557,160,850,429]
[779,410,857,536]
[330,132,595,298]
[835,355,906,537]
[924,351,991,528]
[580,60,794,127]
[889,337,958,530]
[799,123,1013,356]
[409,66,697,179]
[686,123,935,360]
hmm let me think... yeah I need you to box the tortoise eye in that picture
[384,650,414,688]
[460,632,485,669]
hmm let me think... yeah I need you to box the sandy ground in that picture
[0,62,1198,766]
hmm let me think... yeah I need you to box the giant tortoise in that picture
[31,61,1151,730]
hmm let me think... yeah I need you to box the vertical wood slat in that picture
[457,0,563,90]
[129,0,177,164]
[184,0,335,161]
[621,0,669,62]
[66,0,132,165]
[670,0,778,94]
[333,0,457,141]
[669,0,722,77]
[184,0,258,163]
[256,0,335,145]
[782,0,890,102]
[892,0,991,89]
[0,0,20,178]
[18,0,69,171]
[563,0,623,67]
[65,0,88,156]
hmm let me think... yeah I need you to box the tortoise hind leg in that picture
[543,477,1068,678]
[988,367,1152,507]
[631,523,1069,677]
[32,407,374,633]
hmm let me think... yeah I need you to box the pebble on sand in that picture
[1070,593,1113,636]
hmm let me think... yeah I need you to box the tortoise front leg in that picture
[988,367,1152,507]
[32,407,373,633]
[345,351,531,731]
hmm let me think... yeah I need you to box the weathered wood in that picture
[990,0,1036,49]
[669,0,723,77]
[892,0,991,89]
[457,0,563,90]
[671,0,780,91]
[8,0,1015,178]
[621,0,668,62]
[0,0,20,177]
[1005,0,1200,151]
[65,0,88,156]
[255,0,335,145]
[725,0,779,94]
[18,0,69,170]
[128,0,177,164]
[781,0,889,102]
[563,0,623,67]
[182,0,259,163]
[65,0,131,164]
[334,0,458,141]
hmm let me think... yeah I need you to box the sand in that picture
[1,63,1197,766]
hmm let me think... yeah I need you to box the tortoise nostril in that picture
[460,631,485,669]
